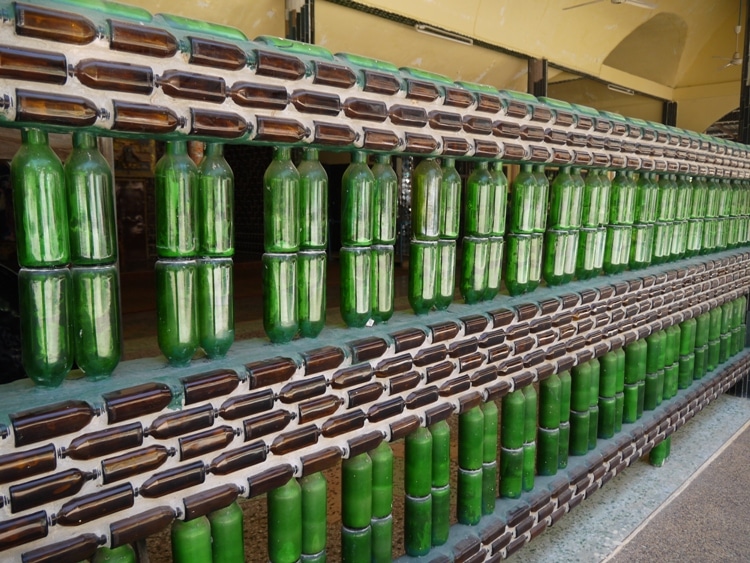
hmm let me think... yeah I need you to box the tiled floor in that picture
[514,393,750,562]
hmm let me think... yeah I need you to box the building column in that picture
[528,58,548,98]
[286,0,315,43]
[662,101,677,126]
[739,0,750,143]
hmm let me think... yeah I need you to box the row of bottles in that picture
[160,148,750,352]
[408,158,461,313]
[154,141,235,366]
[263,146,326,343]
[535,296,747,484]
[12,129,121,386]
[458,161,508,304]
[163,295,746,562]
[339,152,397,328]
[15,138,750,380]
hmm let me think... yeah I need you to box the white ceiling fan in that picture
[564,0,656,11]
[715,0,743,70]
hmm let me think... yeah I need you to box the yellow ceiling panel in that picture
[115,0,285,38]
[316,1,528,91]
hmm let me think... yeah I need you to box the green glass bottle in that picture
[439,157,461,239]
[581,169,602,228]
[72,265,121,379]
[208,501,245,563]
[172,517,212,563]
[155,141,199,258]
[371,245,394,322]
[569,167,585,229]
[460,236,489,304]
[197,258,234,358]
[598,170,612,227]
[504,233,529,296]
[65,132,117,265]
[342,453,372,529]
[340,246,371,327]
[300,473,328,557]
[370,441,393,519]
[491,161,509,236]
[198,143,234,257]
[298,148,328,250]
[405,494,433,554]
[435,239,456,310]
[576,227,598,280]
[629,223,653,269]
[409,240,438,313]
[532,164,550,232]
[18,267,73,387]
[371,154,397,245]
[675,175,692,221]
[691,176,707,219]
[263,252,298,343]
[264,147,300,253]
[609,170,635,225]
[412,158,441,241]
[268,478,302,563]
[298,250,327,337]
[156,259,198,366]
[464,161,494,236]
[92,545,136,563]
[458,406,484,472]
[485,236,504,300]
[342,151,374,247]
[687,218,703,257]
[527,233,544,292]
[543,229,569,286]
[548,166,574,229]
[604,224,631,274]
[509,163,536,234]
[632,172,648,224]
[12,128,70,267]
[501,390,525,450]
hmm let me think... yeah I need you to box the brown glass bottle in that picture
[75,59,154,94]
[10,468,97,513]
[11,400,96,447]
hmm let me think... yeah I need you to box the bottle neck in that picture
[73,132,97,150]
[204,143,223,157]
[521,163,533,173]
[476,161,489,170]
[443,157,455,168]
[376,154,391,165]
[274,146,292,161]
[302,148,319,161]
[166,141,188,156]
[22,128,48,146]
[351,151,367,164]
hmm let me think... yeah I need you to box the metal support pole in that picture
[528,58,548,98]
[286,0,315,43]
[739,0,750,143]
[662,101,678,126]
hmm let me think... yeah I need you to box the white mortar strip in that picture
[602,416,750,563]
